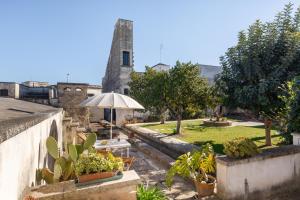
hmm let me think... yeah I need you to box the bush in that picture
[136,185,167,200]
[75,152,124,176]
[223,137,260,158]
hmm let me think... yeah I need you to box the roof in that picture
[151,63,170,68]
[57,82,89,86]
[88,85,102,89]
[0,98,62,143]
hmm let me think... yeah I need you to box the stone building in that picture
[0,82,20,98]
[102,18,133,95]
[0,98,63,200]
[57,82,89,126]
[151,63,171,72]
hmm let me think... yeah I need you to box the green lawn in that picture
[141,119,282,154]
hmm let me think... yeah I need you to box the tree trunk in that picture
[176,115,182,135]
[160,110,165,124]
[264,119,272,146]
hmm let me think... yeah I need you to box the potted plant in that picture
[166,144,216,198]
[36,133,97,184]
[75,152,124,183]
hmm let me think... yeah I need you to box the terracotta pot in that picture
[78,171,116,183]
[194,175,216,198]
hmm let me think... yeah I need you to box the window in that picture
[88,93,94,97]
[64,87,71,92]
[124,88,129,95]
[122,51,130,66]
[0,89,8,96]
[75,88,82,92]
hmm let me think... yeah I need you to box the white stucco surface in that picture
[0,111,63,200]
[217,148,300,199]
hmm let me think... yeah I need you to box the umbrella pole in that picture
[110,107,113,139]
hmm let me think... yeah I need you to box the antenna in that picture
[160,44,163,63]
[66,73,70,83]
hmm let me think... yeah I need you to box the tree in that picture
[129,67,168,124]
[216,3,300,146]
[166,61,210,135]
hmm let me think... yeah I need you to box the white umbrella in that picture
[80,92,144,139]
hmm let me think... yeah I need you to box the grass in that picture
[141,119,282,154]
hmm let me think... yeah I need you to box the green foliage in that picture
[223,137,260,158]
[136,185,167,200]
[37,134,97,184]
[216,3,300,118]
[68,144,78,162]
[165,143,215,187]
[46,136,59,159]
[83,133,97,150]
[75,152,124,176]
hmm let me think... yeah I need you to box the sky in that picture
[0,0,299,85]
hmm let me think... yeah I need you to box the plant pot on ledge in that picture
[194,175,216,198]
[78,171,117,183]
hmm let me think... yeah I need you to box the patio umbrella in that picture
[80,92,144,139]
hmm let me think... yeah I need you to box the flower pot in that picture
[194,175,216,198]
[78,171,117,183]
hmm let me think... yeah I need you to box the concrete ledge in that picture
[216,145,300,200]
[216,145,300,166]
[124,125,199,159]
[26,170,141,200]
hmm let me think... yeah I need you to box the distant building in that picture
[22,81,49,87]
[102,19,133,95]
[87,85,102,97]
[151,63,170,72]
[198,64,222,84]
[0,82,19,98]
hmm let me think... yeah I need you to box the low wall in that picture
[216,145,300,200]
[26,170,141,200]
[0,110,63,200]
[124,125,199,159]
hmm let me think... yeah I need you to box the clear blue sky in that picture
[0,0,299,85]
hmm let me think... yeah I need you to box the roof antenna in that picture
[66,73,70,83]
[160,43,163,63]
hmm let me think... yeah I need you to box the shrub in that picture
[223,137,260,158]
[136,184,167,200]
[75,152,124,176]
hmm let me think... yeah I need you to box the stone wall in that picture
[216,145,300,200]
[57,82,89,126]
[0,110,63,200]
[102,19,133,94]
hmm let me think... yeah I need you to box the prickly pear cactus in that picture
[68,144,78,162]
[46,136,59,159]
[41,168,54,184]
[83,133,97,150]
[53,163,62,182]
[63,161,74,181]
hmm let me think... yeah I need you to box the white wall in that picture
[0,111,63,200]
[217,147,300,199]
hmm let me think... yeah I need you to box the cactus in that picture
[38,134,96,184]
[83,133,97,150]
[41,168,54,184]
[36,169,43,184]
[46,136,59,159]
[68,144,78,162]
[53,163,62,182]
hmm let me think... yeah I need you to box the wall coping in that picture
[216,145,300,166]
[27,170,141,199]
[0,109,63,144]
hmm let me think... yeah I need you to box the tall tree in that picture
[216,3,300,146]
[129,67,168,124]
[166,61,210,134]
